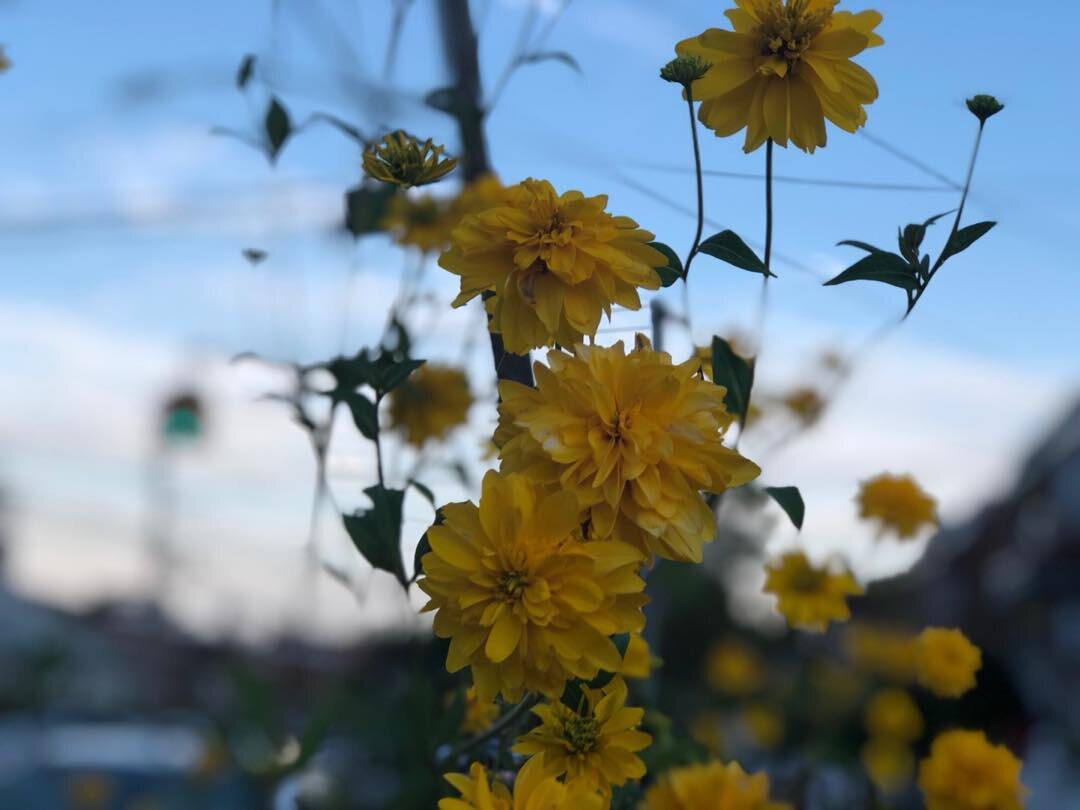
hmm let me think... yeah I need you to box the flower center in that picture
[788,565,828,594]
[562,713,600,754]
[757,0,831,67]
[497,570,528,602]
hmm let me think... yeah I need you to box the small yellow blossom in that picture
[914,627,981,699]
[641,760,791,810]
[620,632,656,680]
[497,341,760,562]
[763,550,863,632]
[439,179,665,354]
[689,712,726,757]
[705,638,765,696]
[918,730,1026,810]
[780,387,825,427]
[861,737,914,795]
[857,473,938,539]
[864,688,923,743]
[363,130,458,188]
[742,702,785,751]
[459,686,500,735]
[381,193,453,253]
[418,471,648,702]
[676,0,884,153]
[387,363,473,446]
[843,622,917,683]
[439,756,607,810]
[514,676,651,796]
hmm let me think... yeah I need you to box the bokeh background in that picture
[1,0,1078,807]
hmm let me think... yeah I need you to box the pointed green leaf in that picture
[764,486,805,530]
[236,54,256,89]
[824,252,919,290]
[515,50,582,74]
[711,336,754,425]
[343,485,407,587]
[698,231,773,277]
[265,97,291,162]
[345,183,397,238]
[837,239,889,254]
[648,241,683,287]
[345,392,378,440]
[941,221,996,261]
[408,478,436,507]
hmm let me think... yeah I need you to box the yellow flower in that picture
[861,737,914,795]
[864,688,923,743]
[418,471,648,702]
[363,130,458,188]
[742,702,785,751]
[513,676,651,796]
[676,0,883,153]
[439,179,665,354]
[497,341,760,562]
[705,638,765,696]
[689,712,727,757]
[762,551,863,632]
[780,387,825,427]
[439,757,607,810]
[843,622,917,683]
[459,686,500,735]
[620,632,656,680]
[387,363,473,446]
[641,760,791,810]
[857,473,938,539]
[914,627,981,699]
[381,193,454,254]
[918,730,1026,810]
[450,173,509,221]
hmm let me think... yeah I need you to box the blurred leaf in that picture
[698,230,773,277]
[711,336,754,425]
[345,183,397,238]
[648,241,683,287]
[236,54,256,89]
[824,251,918,290]
[515,50,582,74]
[425,85,467,117]
[408,478,436,507]
[412,509,443,582]
[265,97,291,163]
[837,239,889,254]
[764,486,805,530]
[306,112,367,145]
[323,349,425,401]
[941,220,996,261]
[343,485,407,587]
[242,247,267,265]
[345,392,379,440]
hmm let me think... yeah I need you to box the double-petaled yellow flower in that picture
[439,179,665,354]
[513,676,650,796]
[763,550,863,632]
[418,471,647,702]
[641,760,791,810]
[914,627,981,699]
[918,730,1026,810]
[497,341,760,562]
[857,473,938,539]
[387,363,473,447]
[676,0,883,153]
[439,756,607,810]
[363,130,458,188]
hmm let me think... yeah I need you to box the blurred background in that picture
[1,0,1078,807]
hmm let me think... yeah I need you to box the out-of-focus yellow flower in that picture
[705,638,765,696]
[864,688,923,743]
[439,179,665,354]
[68,774,113,809]
[380,193,453,253]
[763,551,863,632]
[843,622,917,683]
[459,686,500,735]
[918,730,1026,810]
[676,1,883,153]
[0,46,10,73]
[363,130,457,188]
[514,676,651,796]
[192,737,230,781]
[620,632,656,680]
[857,473,938,539]
[689,711,727,757]
[387,363,473,447]
[439,756,607,810]
[806,658,865,715]
[450,173,508,221]
[497,341,760,562]
[861,737,915,795]
[914,627,981,699]
[742,702,785,751]
[641,760,791,810]
[780,387,825,427]
[418,471,647,702]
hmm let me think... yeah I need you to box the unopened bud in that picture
[660,55,711,88]
[965,94,1004,124]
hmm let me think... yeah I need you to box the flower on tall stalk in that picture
[914,627,981,698]
[497,340,760,562]
[363,130,458,188]
[675,0,883,153]
[417,471,647,703]
[439,756,606,810]
[513,676,650,796]
[857,473,938,539]
[918,730,1026,810]
[439,179,665,354]
[641,760,791,810]
[763,550,863,632]
[386,363,473,447]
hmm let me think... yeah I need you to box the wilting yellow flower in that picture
[387,363,473,446]
[459,686,500,736]
[705,638,765,696]
[381,193,453,253]
[439,179,665,354]
[864,688,923,743]
[914,627,981,699]
[843,622,917,683]
[918,730,1026,810]
[676,0,883,153]
[363,130,458,188]
[857,473,938,539]
[763,551,863,632]
[498,341,760,562]
[741,702,785,751]
[861,737,914,795]
[418,471,647,702]
[439,756,607,810]
[513,676,651,795]
[620,632,656,680]
[780,387,825,427]
[641,760,791,810]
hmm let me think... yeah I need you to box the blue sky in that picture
[0,0,1077,638]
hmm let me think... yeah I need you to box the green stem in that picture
[436,693,539,768]
[373,394,386,485]
[764,137,774,273]
[682,86,705,280]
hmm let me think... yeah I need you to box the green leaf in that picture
[322,349,425,400]
[698,231,773,277]
[343,485,407,587]
[425,86,467,116]
[941,221,996,261]
[711,336,754,425]
[515,50,582,74]
[837,239,889,254]
[648,241,683,287]
[265,97,291,163]
[764,486,805,530]
[408,478,436,507]
[377,357,425,393]
[236,54,256,89]
[412,509,442,582]
[242,248,267,265]
[824,251,919,290]
[345,183,397,238]
[899,210,953,264]
[345,392,378,440]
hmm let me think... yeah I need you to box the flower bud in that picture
[362,130,458,188]
[660,55,711,87]
[965,94,1004,124]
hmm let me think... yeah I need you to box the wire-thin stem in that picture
[752,139,775,351]
[682,87,706,280]
[436,693,539,768]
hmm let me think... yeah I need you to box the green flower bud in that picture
[660,55,711,88]
[966,94,1004,124]
[363,130,458,188]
